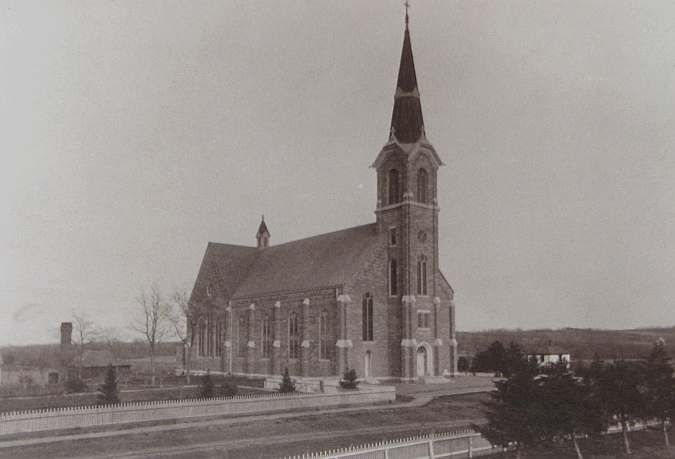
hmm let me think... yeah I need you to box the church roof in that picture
[199,223,379,301]
[390,16,425,143]
[196,243,260,300]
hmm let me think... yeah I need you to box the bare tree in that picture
[130,284,169,385]
[72,311,96,379]
[167,289,199,384]
[94,326,123,356]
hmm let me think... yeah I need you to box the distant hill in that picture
[457,327,675,361]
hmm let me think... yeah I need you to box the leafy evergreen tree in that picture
[642,340,675,448]
[457,356,469,373]
[220,375,238,397]
[593,360,644,455]
[478,358,544,459]
[502,342,526,378]
[539,362,605,459]
[200,369,214,398]
[279,368,296,393]
[472,340,506,375]
[97,364,120,405]
[339,368,359,389]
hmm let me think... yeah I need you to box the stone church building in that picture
[189,14,458,382]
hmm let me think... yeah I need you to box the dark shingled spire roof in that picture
[390,14,425,143]
[257,216,269,236]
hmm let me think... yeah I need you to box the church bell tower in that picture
[372,9,445,379]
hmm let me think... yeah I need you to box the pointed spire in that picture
[256,215,270,249]
[390,4,425,143]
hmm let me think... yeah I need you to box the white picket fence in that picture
[281,426,498,459]
[0,386,395,436]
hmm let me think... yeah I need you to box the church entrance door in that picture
[416,346,427,377]
[364,351,372,379]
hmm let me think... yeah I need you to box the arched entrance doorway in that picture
[364,351,373,379]
[416,346,428,377]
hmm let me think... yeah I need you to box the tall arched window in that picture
[261,314,272,358]
[215,318,222,357]
[289,312,300,359]
[417,255,428,295]
[389,259,398,296]
[319,309,328,360]
[388,169,401,204]
[207,312,214,356]
[362,293,374,341]
[417,168,429,204]
[198,318,206,356]
[238,315,247,357]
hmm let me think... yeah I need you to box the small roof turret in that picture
[256,215,270,249]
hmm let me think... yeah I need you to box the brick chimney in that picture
[60,322,72,352]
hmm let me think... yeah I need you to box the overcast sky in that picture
[2,1,675,346]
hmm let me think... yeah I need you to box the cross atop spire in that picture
[404,1,410,27]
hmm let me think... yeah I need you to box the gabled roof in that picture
[193,243,260,302]
[195,224,380,302]
[233,223,379,298]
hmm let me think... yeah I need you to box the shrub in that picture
[339,368,359,389]
[200,370,214,398]
[64,377,87,394]
[97,364,120,405]
[220,375,238,397]
[279,368,296,393]
[458,356,469,373]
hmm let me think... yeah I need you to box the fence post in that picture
[428,438,435,459]
[468,436,473,458]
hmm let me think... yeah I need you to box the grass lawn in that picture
[0,393,490,459]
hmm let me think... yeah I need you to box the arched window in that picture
[289,312,300,359]
[362,293,374,341]
[261,314,272,358]
[215,318,222,357]
[319,309,328,360]
[238,315,247,357]
[198,318,206,356]
[417,168,429,203]
[417,255,428,295]
[207,312,214,356]
[389,259,398,296]
[388,169,401,204]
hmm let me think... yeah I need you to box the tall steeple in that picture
[390,7,425,144]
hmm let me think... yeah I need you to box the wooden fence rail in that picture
[0,386,395,436]
[281,427,498,459]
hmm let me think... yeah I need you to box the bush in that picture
[339,368,359,389]
[279,368,296,393]
[97,364,120,405]
[200,370,214,398]
[220,375,238,397]
[64,377,87,394]
[458,356,469,373]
